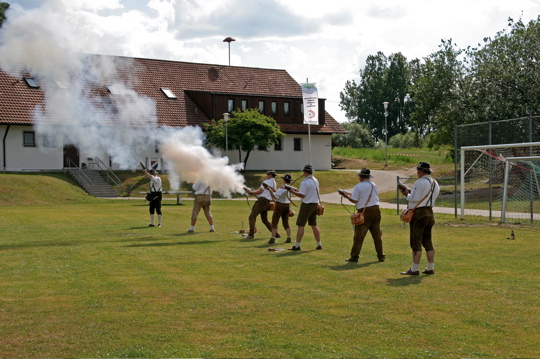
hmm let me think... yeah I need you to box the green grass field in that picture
[1,174,539,358]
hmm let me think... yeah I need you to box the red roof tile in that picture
[0,54,346,134]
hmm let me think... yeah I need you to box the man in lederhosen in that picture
[268,173,294,244]
[187,180,214,233]
[287,165,322,251]
[143,166,163,227]
[244,170,278,240]
[400,161,440,275]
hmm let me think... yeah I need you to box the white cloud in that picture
[4,0,540,123]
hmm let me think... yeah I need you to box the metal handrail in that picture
[93,157,121,187]
[67,158,92,188]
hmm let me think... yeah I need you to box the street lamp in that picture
[223,112,230,153]
[383,102,389,167]
[223,37,236,66]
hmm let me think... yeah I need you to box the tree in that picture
[385,52,412,136]
[339,51,414,142]
[204,108,285,171]
[462,17,540,121]
[0,2,9,27]
[409,39,464,147]
[332,122,375,148]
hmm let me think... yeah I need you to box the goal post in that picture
[460,142,540,220]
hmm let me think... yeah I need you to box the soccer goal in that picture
[501,156,540,223]
[460,142,540,222]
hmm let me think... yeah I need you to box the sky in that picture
[3,0,540,123]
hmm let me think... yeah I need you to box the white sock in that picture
[150,214,155,225]
[158,215,162,225]
[210,225,214,230]
[189,226,194,231]
[295,242,301,248]
[317,241,322,247]
[411,263,420,272]
[426,263,435,271]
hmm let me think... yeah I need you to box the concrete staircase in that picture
[68,169,119,198]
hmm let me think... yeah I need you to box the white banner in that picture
[301,83,319,125]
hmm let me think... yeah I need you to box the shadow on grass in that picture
[327,260,380,271]
[386,276,426,286]
[124,240,219,247]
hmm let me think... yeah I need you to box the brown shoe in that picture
[401,269,420,275]
[267,237,276,244]
[345,258,358,263]
[284,238,292,243]
[422,269,435,275]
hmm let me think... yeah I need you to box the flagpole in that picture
[307,78,312,165]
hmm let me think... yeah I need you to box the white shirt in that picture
[258,178,276,200]
[298,175,319,204]
[275,186,291,204]
[406,175,440,208]
[192,181,211,195]
[351,180,379,210]
[150,175,162,192]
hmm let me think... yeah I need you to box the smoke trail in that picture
[0,0,245,196]
[159,126,245,198]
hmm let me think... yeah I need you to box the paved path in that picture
[113,169,524,219]
[319,169,458,215]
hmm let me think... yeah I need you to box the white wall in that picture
[1,126,63,171]
[2,126,334,173]
[223,134,333,171]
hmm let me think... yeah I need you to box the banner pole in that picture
[308,123,312,165]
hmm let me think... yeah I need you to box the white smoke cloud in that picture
[0,0,245,196]
[160,126,245,198]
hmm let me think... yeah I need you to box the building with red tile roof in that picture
[0,54,345,172]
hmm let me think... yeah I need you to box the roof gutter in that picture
[3,124,10,171]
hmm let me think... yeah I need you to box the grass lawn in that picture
[1,192,539,357]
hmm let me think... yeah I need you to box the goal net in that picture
[460,142,540,222]
[501,156,540,223]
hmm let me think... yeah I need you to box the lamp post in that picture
[223,37,236,66]
[223,112,230,153]
[383,102,389,167]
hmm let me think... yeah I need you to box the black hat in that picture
[416,161,432,173]
[358,168,371,178]
[266,170,276,177]
[302,164,313,173]
[282,173,292,182]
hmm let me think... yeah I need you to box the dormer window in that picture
[107,84,120,95]
[55,80,67,89]
[24,77,39,88]
[161,87,176,99]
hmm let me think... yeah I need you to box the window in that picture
[300,103,304,115]
[24,77,39,88]
[294,138,302,151]
[107,84,120,95]
[271,101,278,115]
[23,131,36,147]
[55,79,67,89]
[284,101,290,116]
[228,99,235,112]
[161,87,177,99]
[155,141,160,153]
[241,99,248,110]
[258,100,265,114]
[43,134,57,148]
[258,145,267,151]
[274,138,283,151]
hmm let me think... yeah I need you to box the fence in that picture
[455,116,540,222]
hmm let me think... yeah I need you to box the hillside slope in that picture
[0,173,99,206]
